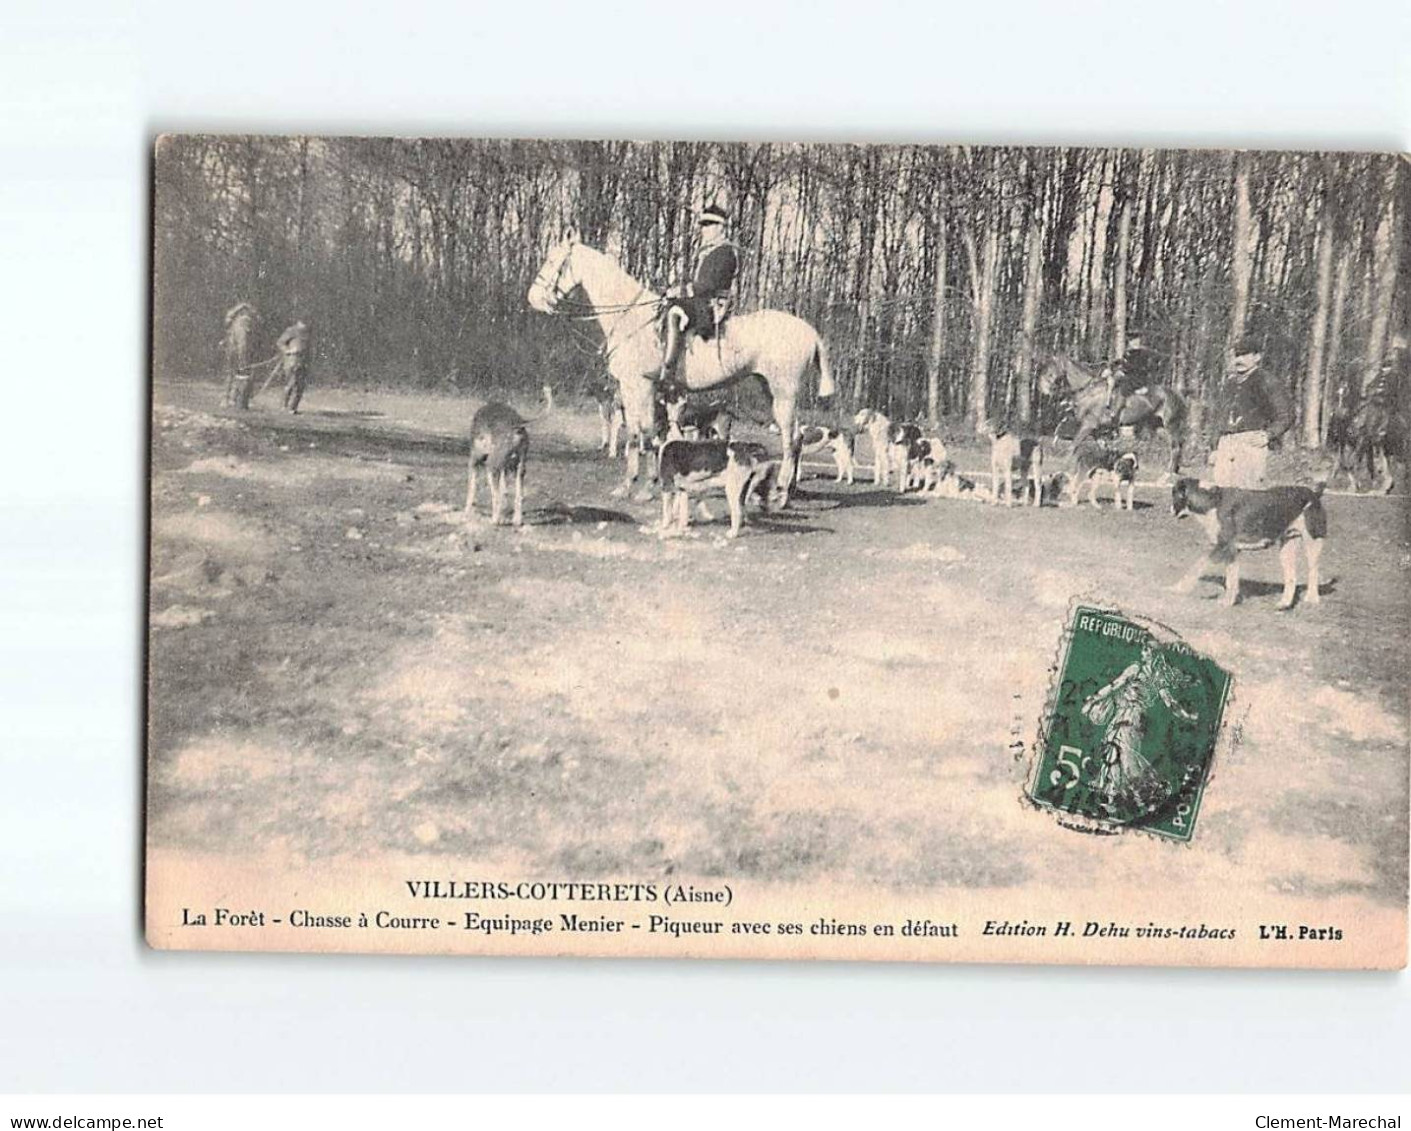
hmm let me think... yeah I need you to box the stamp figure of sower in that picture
[1081,639,1199,817]
[1030,607,1231,841]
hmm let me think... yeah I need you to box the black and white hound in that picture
[657,439,776,538]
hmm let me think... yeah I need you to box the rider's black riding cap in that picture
[1232,334,1263,359]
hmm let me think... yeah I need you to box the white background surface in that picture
[1,0,1408,1093]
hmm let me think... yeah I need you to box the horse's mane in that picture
[570,242,661,304]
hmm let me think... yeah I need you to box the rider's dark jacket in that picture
[689,240,740,299]
[1213,364,1293,441]
[671,240,741,340]
[1115,344,1158,387]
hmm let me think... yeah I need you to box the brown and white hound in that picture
[797,424,857,484]
[1064,440,1138,510]
[1171,478,1327,609]
[989,430,1044,507]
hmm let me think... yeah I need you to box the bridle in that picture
[530,244,576,314]
[536,244,659,318]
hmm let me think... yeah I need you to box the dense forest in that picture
[153,138,1407,445]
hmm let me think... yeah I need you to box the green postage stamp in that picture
[1029,605,1233,841]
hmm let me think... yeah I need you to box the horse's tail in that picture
[1163,386,1190,430]
[1158,388,1189,477]
[814,335,836,401]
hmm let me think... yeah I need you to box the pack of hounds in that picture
[465,381,1328,611]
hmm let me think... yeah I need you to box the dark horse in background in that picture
[1326,369,1405,494]
[1037,354,1189,478]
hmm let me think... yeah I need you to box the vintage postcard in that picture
[146,137,1409,967]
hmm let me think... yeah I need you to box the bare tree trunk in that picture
[926,197,948,424]
[1014,203,1045,426]
[851,166,878,404]
[852,294,870,404]
[1188,271,1217,443]
[1303,204,1335,447]
[294,137,310,309]
[1227,152,1255,353]
[1111,156,1134,357]
[1321,246,1354,445]
[1133,149,1161,321]
[1362,163,1403,394]
[1085,151,1115,353]
[971,215,999,435]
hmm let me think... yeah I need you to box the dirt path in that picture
[148,383,1410,911]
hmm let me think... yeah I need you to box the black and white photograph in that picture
[8,0,1411,1112]
[145,138,1409,967]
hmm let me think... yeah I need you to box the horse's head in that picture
[527,229,581,314]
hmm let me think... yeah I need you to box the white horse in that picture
[527,235,835,502]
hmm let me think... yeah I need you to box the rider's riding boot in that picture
[659,322,682,385]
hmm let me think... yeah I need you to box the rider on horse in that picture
[659,202,741,385]
[1103,332,1158,415]
[1375,333,1407,401]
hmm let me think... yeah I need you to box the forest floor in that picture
[147,380,1409,917]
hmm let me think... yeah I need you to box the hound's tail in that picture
[814,337,836,401]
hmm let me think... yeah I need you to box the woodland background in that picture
[153,138,1407,444]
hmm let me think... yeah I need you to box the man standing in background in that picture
[276,319,313,414]
[1209,335,1293,488]
[220,302,258,407]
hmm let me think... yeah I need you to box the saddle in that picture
[658,293,731,343]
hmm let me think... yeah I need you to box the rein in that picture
[250,353,288,396]
[551,289,659,318]
[547,283,659,363]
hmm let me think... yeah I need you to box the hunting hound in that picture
[928,459,979,499]
[902,436,948,492]
[465,386,553,526]
[1064,440,1138,510]
[591,379,625,458]
[1170,478,1327,609]
[797,424,856,484]
[666,397,734,443]
[852,409,893,484]
[884,422,924,492]
[657,439,775,538]
[989,430,1045,506]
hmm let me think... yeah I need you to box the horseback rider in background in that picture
[1103,331,1159,414]
[659,202,741,385]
